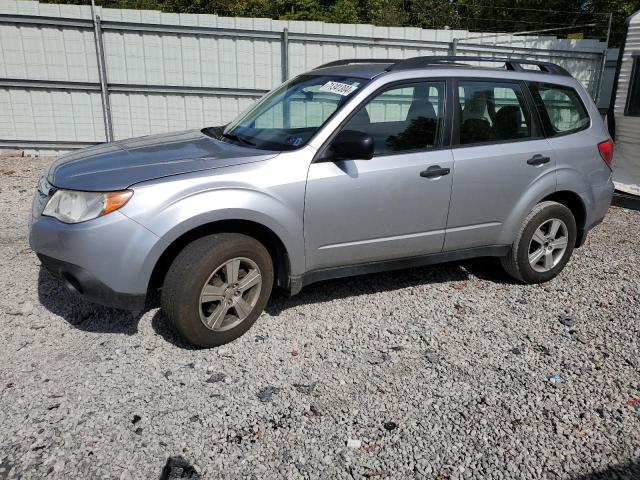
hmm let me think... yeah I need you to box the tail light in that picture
[598,139,614,169]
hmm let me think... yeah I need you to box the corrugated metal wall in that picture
[612,10,640,195]
[0,0,614,149]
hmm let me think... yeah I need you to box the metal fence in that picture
[0,0,613,150]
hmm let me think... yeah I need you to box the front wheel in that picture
[161,233,273,348]
[501,201,577,284]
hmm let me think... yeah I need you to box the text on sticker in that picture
[319,81,358,96]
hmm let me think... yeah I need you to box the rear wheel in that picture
[501,201,576,284]
[162,233,273,348]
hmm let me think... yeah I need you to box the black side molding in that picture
[288,245,509,295]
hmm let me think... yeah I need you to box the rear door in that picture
[444,78,556,251]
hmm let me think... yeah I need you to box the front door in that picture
[444,78,556,251]
[304,80,454,272]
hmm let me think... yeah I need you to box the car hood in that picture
[47,129,278,191]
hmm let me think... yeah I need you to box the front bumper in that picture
[38,254,146,310]
[29,212,160,311]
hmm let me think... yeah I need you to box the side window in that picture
[529,83,590,136]
[341,81,446,156]
[625,57,640,117]
[457,81,532,145]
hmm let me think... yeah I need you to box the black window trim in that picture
[313,76,453,162]
[624,53,640,117]
[451,77,544,149]
[527,81,592,138]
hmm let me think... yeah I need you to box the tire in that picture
[500,201,577,284]
[161,233,273,348]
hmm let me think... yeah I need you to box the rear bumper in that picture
[38,254,146,310]
[576,178,615,248]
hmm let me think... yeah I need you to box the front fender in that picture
[137,187,304,280]
[119,154,309,286]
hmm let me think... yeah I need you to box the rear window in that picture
[456,80,533,145]
[529,83,590,137]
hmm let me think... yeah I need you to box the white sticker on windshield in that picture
[319,81,358,96]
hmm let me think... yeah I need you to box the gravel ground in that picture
[0,152,639,480]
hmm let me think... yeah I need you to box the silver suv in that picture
[29,56,615,347]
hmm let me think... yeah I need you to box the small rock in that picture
[21,301,34,315]
[132,415,141,424]
[346,439,362,449]
[425,350,440,365]
[257,386,280,402]
[535,345,551,356]
[159,456,201,480]
[368,352,391,365]
[206,373,226,383]
[559,315,577,327]
[293,382,316,395]
[383,421,398,431]
[570,331,588,344]
[549,373,563,383]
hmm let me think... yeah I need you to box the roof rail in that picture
[314,59,398,70]
[388,56,572,76]
[313,56,572,77]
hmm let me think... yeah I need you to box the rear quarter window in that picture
[529,83,590,137]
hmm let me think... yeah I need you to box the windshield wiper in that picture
[221,132,256,147]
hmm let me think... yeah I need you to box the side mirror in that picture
[331,130,374,160]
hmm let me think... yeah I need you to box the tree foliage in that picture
[46,0,640,46]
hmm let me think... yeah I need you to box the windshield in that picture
[221,75,366,151]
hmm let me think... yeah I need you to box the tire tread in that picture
[500,201,574,284]
[161,233,273,348]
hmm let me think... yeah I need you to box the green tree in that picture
[45,0,640,46]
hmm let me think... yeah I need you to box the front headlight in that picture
[42,189,133,224]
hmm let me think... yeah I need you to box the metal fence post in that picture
[450,38,458,56]
[91,2,114,142]
[594,13,613,106]
[281,28,289,83]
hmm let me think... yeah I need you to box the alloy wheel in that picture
[528,218,569,273]
[198,257,262,331]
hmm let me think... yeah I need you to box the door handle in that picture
[420,165,450,178]
[527,154,551,166]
